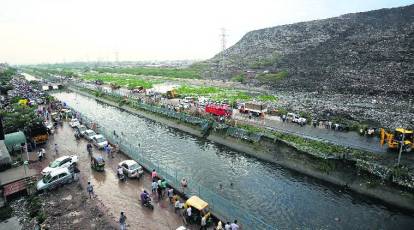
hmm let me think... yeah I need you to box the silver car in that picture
[37,168,73,191]
[118,160,144,178]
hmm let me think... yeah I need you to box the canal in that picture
[53,91,414,229]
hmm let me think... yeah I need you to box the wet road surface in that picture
[29,121,189,230]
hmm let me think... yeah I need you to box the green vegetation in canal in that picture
[82,74,160,89]
[94,66,201,79]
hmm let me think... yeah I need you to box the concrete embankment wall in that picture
[68,87,414,212]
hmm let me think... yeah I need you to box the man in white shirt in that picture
[224,222,231,230]
[230,220,239,230]
[186,207,192,224]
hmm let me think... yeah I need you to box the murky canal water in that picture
[53,91,414,229]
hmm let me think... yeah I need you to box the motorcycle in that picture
[118,171,126,182]
[142,198,154,210]
[74,131,81,140]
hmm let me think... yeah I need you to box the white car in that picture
[69,118,80,128]
[37,168,73,191]
[41,155,79,175]
[76,125,88,136]
[118,160,144,178]
[92,134,108,149]
[83,129,97,141]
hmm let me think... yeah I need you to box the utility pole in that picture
[397,99,412,166]
[220,28,227,71]
[397,131,405,166]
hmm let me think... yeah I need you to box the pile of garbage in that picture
[7,76,45,105]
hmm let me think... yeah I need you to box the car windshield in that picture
[49,160,61,168]
[43,174,52,183]
[96,137,106,143]
[87,131,96,136]
[129,163,140,170]
[79,127,87,132]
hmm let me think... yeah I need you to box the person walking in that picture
[186,206,192,224]
[230,220,239,230]
[87,181,94,198]
[200,216,207,230]
[87,143,93,155]
[54,143,58,156]
[38,149,44,162]
[157,185,163,200]
[151,180,158,193]
[216,221,223,230]
[181,178,188,193]
[119,212,127,230]
[151,169,157,180]
[224,222,231,230]
[167,188,174,203]
[72,164,80,181]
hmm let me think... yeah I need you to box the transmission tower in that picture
[220,28,227,71]
[220,27,227,52]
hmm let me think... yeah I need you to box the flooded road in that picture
[34,121,186,229]
[53,91,414,229]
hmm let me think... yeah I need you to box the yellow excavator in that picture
[380,128,414,152]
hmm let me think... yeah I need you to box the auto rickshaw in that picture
[91,156,105,171]
[184,196,212,226]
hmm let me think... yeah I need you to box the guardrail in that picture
[65,103,274,230]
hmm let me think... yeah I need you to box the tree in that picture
[0,104,43,134]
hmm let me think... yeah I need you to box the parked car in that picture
[118,160,144,178]
[92,134,108,149]
[293,117,307,125]
[41,155,79,175]
[37,168,73,191]
[69,118,80,128]
[83,129,97,141]
[76,125,88,136]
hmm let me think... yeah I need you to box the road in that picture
[232,110,386,153]
[28,121,198,229]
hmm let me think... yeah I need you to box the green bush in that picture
[231,74,246,83]
[36,211,47,223]
[0,205,12,221]
[257,70,288,84]
[257,95,278,102]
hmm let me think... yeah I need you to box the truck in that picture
[26,123,49,145]
[166,89,178,99]
[239,102,267,116]
[205,104,232,117]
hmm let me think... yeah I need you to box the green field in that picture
[176,85,277,104]
[82,74,161,89]
[94,66,201,79]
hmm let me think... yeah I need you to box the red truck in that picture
[205,104,232,117]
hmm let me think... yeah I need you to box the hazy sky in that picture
[1,0,413,64]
